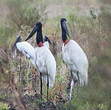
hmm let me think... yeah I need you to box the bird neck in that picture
[61,28,69,45]
[62,32,68,41]
[36,28,44,47]
[63,39,69,45]
[61,23,68,43]
[37,42,44,47]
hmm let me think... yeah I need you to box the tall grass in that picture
[6,0,47,29]
[0,102,8,110]
[0,25,15,46]
[0,0,111,109]
[56,5,111,110]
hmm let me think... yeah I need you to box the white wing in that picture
[16,41,36,66]
[62,40,88,85]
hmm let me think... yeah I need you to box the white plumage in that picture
[16,41,56,88]
[62,40,88,85]
[34,45,56,88]
[16,41,35,66]
[60,18,88,100]
[14,22,56,101]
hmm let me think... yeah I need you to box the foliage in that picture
[0,103,8,110]
[0,0,111,109]
[53,4,111,110]
[0,25,15,46]
[6,0,47,29]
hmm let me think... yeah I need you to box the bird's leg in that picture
[67,71,74,100]
[67,80,74,100]
[19,55,22,83]
[69,71,74,100]
[67,75,71,94]
[76,71,80,85]
[47,74,49,101]
[40,72,42,101]
[68,78,74,100]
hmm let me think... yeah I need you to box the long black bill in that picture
[44,36,52,44]
[12,36,21,51]
[25,25,37,41]
[63,21,70,37]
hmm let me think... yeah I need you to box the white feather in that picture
[16,41,36,66]
[62,40,88,86]
[16,41,56,88]
[34,46,56,88]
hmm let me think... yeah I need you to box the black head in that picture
[12,36,22,51]
[25,22,42,41]
[60,18,70,41]
[60,18,67,23]
[35,22,42,29]
[44,36,52,44]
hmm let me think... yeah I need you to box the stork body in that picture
[60,18,88,100]
[25,22,56,100]
[13,23,56,101]
[14,36,51,67]
[34,45,56,87]
[62,40,88,85]
[15,39,56,97]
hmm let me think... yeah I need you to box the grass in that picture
[0,25,15,46]
[0,0,111,109]
[0,103,8,110]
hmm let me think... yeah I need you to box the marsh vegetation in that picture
[0,0,111,110]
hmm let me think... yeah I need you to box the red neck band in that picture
[37,42,44,47]
[63,40,69,45]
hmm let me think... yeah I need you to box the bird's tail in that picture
[79,71,88,86]
[49,73,56,88]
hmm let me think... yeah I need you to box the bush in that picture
[0,102,8,110]
[7,0,47,29]
[0,25,15,46]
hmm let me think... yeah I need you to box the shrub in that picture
[7,0,47,29]
[0,102,8,110]
[0,25,15,46]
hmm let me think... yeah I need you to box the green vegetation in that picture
[0,0,111,109]
[0,103,8,110]
[6,0,47,29]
